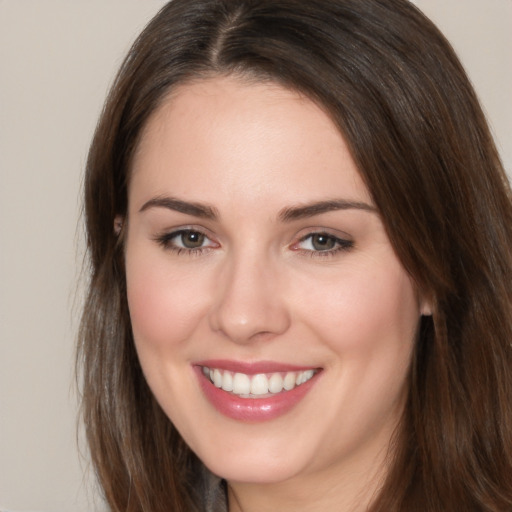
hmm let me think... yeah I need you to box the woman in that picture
[78,0,512,510]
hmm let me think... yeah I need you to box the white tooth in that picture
[296,371,305,386]
[233,373,251,395]
[283,372,296,391]
[303,369,315,382]
[202,366,209,376]
[209,368,214,382]
[268,373,284,393]
[221,371,233,392]
[250,374,269,395]
[213,369,223,388]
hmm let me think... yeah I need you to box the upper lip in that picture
[195,359,321,374]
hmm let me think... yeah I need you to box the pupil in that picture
[183,232,204,248]
[312,234,335,251]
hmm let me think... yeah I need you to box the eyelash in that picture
[154,229,354,258]
[154,229,217,256]
[293,232,354,258]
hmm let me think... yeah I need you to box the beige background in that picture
[0,1,510,511]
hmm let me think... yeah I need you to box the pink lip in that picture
[193,361,321,423]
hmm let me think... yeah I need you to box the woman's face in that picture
[125,76,426,487]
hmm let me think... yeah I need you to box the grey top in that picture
[201,469,228,512]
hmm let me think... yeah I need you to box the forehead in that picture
[129,76,372,211]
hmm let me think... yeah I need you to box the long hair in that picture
[78,0,512,510]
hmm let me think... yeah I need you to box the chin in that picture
[198,441,308,484]
[207,461,299,485]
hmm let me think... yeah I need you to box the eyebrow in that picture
[139,195,376,222]
[278,199,376,222]
[139,196,219,220]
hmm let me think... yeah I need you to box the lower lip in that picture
[194,366,320,422]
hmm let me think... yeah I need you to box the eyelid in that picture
[154,224,217,239]
[293,226,353,243]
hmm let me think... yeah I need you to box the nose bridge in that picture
[209,246,290,343]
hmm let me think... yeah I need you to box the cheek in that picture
[298,257,420,356]
[125,247,210,352]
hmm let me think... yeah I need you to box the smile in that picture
[195,361,321,422]
[201,366,317,397]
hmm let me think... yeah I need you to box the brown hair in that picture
[78,0,512,510]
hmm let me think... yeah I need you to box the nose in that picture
[208,252,291,344]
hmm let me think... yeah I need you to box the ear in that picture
[114,215,124,235]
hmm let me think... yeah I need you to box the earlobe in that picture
[417,286,433,317]
[114,215,124,235]
[420,303,433,317]
[419,296,433,317]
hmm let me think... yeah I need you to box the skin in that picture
[124,76,429,511]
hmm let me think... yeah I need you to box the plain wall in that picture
[0,1,510,511]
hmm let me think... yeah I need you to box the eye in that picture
[303,233,337,251]
[155,228,218,254]
[174,230,207,249]
[294,232,353,255]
